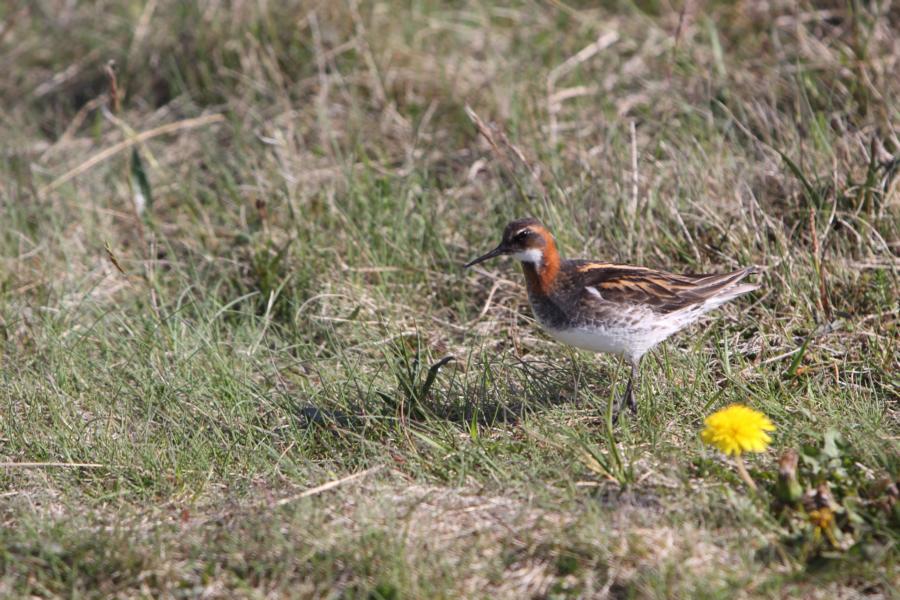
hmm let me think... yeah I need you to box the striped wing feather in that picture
[567,261,757,313]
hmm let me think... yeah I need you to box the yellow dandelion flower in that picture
[701,404,775,456]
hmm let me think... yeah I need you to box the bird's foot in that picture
[627,389,637,415]
[611,404,621,425]
[610,393,629,425]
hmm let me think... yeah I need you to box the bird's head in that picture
[464,218,552,268]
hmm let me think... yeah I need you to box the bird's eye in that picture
[514,229,530,241]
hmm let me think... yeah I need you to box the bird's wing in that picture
[569,262,757,314]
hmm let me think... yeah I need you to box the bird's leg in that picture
[612,358,641,424]
[627,358,641,414]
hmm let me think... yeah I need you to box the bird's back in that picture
[556,260,756,313]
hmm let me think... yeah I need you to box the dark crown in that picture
[502,218,544,242]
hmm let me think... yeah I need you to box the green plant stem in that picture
[603,372,625,482]
[734,455,758,491]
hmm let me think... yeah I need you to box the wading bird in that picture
[465,218,758,420]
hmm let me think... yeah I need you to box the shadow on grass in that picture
[289,355,606,432]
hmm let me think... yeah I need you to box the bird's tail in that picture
[698,267,760,310]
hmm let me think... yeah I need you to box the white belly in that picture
[542,322,678,361]
[544,325,634,356]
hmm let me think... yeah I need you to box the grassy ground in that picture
[1,1,898,597]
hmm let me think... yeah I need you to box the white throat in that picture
[512,248,544,265]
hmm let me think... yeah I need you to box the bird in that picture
[464,218,759,420]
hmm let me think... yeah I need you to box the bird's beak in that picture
[464,244,506,268]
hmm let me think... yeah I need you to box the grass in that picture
[1,0,898,597]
